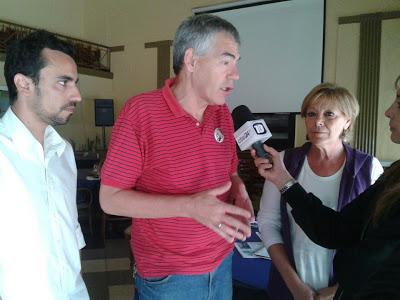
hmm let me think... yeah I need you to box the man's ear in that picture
[14,74,34,97]
[183,48,197,72]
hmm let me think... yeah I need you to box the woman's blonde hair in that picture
[301,83,360,142]
[373,75,400,224]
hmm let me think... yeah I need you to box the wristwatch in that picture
[279,178,297,194]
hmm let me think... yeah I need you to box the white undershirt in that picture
[257,150,383,291]
[291,158,343,290]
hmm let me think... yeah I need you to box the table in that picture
[77,168,100,208]
[75,152,100,169]
[232,225,271,290]
[77,168,100,190]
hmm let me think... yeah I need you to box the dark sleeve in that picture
[333,236,400,294]
[284,181,382,249]
[354,247,400,300]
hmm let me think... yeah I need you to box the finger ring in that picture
[218,223,223,229]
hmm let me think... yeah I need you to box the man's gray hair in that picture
[172,14,240,75]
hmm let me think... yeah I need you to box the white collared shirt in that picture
[0,108,89,300]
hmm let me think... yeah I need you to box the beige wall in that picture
[1,0,400,159]
[0,62,4,86]
[378,19,400,161]
[330,3,400,161]
[0,0,113,147]
[296,0,400,160]
[0,0,84,37]
[82,0,226,112]
[0,0,223,147]
[324,0,400,81]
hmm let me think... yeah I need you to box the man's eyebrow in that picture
[221,52,241,61]
[57,75,79,84]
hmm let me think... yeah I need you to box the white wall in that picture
[378,18,400,161]
[0,0,85,38]
[83,0,221,112]
[334,17,400,160]
[0,0,113,147]
[1,0,400,159]
[208,0,324,113]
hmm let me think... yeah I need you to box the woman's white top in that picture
[257,150,383,290]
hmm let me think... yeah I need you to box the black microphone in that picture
[231,105,272,158]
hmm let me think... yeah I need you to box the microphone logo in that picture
[234,119,272,151]
[237,130,250,144]
[253,122,266,134]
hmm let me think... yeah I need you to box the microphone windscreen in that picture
[231,105,256,131]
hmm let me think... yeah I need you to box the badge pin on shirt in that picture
[214,128,224,143]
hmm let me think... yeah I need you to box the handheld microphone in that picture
[231,105,272,158]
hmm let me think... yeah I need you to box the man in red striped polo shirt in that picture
[100,14,254,300]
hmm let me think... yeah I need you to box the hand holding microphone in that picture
[251,144,293,192]
[231,105,293,191]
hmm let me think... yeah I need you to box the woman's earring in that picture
[341,128,348,139]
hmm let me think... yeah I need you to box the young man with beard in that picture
[0,30,89,299]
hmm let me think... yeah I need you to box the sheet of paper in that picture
[253,246,270,259]
[235,241,270,260]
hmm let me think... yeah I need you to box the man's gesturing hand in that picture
[187,181,252,243]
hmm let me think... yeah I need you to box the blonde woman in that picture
[254,76,400,299]
[257,83,383,300]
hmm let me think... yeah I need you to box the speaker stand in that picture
[102,126,107,150]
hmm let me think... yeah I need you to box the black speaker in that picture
[95,99,114,127]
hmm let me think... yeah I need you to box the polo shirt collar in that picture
[162,78,186,117]
[161,78,219,118]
